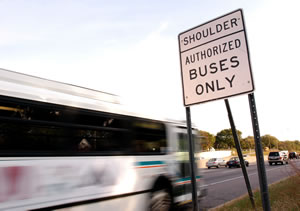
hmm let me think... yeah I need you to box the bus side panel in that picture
[55,192,150,211]
[0,157,140,210]
[0,155,175,211]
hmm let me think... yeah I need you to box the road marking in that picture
[200,165,286,188]
[200,173,257,187]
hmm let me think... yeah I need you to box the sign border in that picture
[178,9,255,106]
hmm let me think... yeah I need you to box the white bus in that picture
[0,68,205,211]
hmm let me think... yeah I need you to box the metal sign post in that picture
[178,9,270,210]
[225,99,256,210]
[248,93,271,211]
[185,107,199,211]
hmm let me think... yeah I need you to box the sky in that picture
[0,0,299,141]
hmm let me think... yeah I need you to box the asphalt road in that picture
[181,159,300,210]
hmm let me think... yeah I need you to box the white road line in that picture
[200,165,284,188]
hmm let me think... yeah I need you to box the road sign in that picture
[178,9,254,106]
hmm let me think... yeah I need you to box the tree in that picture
[295,140,300,151]
[199,130,215,151]
[214,129,242,150]
[261,135,279,150]
[280,141,296,151]
[241,136,255,150]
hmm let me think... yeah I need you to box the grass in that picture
[214,162,300,211]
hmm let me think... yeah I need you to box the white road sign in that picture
[178,9,254,106]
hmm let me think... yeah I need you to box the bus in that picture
[0,68,205,211]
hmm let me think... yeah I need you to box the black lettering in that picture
[190,54,195,63]
[225,75,235,87]
[185,56,190,65]
[195,52,200,61]
[189,34,195,43]
[209,63,218,74]
[235,39,241,48]
[216,80,225,91]
[222,42,228,53]
[213,46,219,55]
[207,48,212,57]
[230,56,239,68]
[189,69,197,80]
[203,28,208,38]
[209,27,215,35]
[219,59,229,71]
[228,40,234,50]
[195,32,201,40]
[231,18,238,27]
[223,20,229,30]
[216,24,222,33]
[199,65,208,77]
[206,81,215,93]
[200,50,206,60]
[183,37,189,45]
[196,84,204,95]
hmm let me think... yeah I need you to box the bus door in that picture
[172,127,201,203]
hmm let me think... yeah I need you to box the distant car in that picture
[280,151,289,159]
[289,152,299,159]
[268,151,289,165]
[226,157,249,168]
[206,158,226,169]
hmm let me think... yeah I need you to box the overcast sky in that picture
[0,0,299,141]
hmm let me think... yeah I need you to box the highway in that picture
[183,159,300,210]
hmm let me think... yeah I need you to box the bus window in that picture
[0,100,132,155]
[132,120,167,154]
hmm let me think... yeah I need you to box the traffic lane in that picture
[265,159,300,184]
[200,163,258,185]
[200,159,300,185]
[199,167,260,209]
[197,160,300,210]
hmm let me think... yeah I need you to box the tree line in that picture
[199,129,300,152]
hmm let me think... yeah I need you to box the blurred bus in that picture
[0,68,205,211]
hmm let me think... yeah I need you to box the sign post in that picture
[225,99,256,210]
[248,93,271,211]
[178,9,270,210]
[185,107,199,211]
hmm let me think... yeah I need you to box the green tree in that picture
[295,140,300,151]
[241,136,255,150]
[261,135,279,150]
[280,141,296,151]
[199,130,215,151]
[278,141,285,150]
[214,129,242,150]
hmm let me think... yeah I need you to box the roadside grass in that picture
[214,162,300,211]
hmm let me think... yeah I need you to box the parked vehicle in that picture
[289,151,299,159]
[280,151,289,158]
[206,158,226,169]
[226,157,249,168]
[268,151,289,165]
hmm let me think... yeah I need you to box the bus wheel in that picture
[150,188,172,211]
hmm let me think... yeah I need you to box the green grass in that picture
[215,172,300,211]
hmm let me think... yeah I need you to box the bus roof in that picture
[0,68,132,114]
[0,68,188,125]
